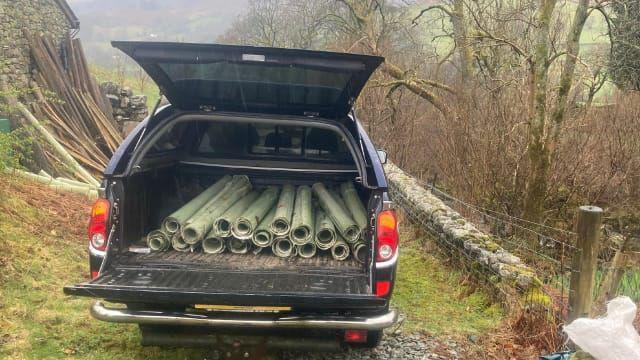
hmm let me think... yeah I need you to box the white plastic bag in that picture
[564,296,640,360]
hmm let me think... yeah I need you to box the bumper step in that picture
[91,301,397,331]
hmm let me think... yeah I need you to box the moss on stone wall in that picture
[384,162,543,293]
[0,0,72,91]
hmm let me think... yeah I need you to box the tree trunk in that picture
[548,0,591,155]
[451,0,474,85]
[522,0,557,223]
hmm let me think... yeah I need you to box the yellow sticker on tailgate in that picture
[193,304,291,312]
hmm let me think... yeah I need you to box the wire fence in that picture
[387,170,639,350]
[422,184,577,315]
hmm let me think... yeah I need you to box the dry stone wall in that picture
[100,82,149,136]
[0,0,73,91]
[384,162,540,292]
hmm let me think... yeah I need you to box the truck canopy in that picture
[112,41,384,118]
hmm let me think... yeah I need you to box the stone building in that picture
[0,0,79,90]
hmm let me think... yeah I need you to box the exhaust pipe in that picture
[228,237,250,254]
[202,236,226,254]
[272,237,294,258]
[296,242,317,259]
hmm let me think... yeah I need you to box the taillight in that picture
[88,198,110,251]
[344,330,367,343]
[376,209,398,262]
[375,280,391,297]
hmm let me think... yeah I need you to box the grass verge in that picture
[391,224,504,336]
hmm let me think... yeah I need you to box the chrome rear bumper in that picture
[91,301,397,331]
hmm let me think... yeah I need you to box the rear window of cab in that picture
[146,120,355,164]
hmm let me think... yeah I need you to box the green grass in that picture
[0,182,208,359]
[391,227,504,335]
[0,178,503,358]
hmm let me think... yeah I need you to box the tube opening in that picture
[293,227,308,241]
[277,239,291,253]
[255,233,270,245]
[202,238,224,253]
[317,229,334,243]
[182,228,198,242]
[273,220,289,234]
[236,220,251,234]
[229,238,248,252]
[149,237,163,250]
[165,220,179,233]
[218,220,230,233]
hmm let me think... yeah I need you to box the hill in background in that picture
[68,0,248,67]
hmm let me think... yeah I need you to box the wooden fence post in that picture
[568,205,603,322]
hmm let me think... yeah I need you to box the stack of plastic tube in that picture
[147,178,370,263]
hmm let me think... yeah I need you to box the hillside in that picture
[67,0,248,66]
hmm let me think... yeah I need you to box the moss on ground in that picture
[391,227,504,335]
[0,176,503,358]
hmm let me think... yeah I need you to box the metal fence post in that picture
[568,205,603,322]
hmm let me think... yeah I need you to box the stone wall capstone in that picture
[384,162,541,292]
[0,0,73,92]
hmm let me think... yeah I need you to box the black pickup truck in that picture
[64,42,399,352]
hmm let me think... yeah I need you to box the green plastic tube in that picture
[312,183,360,243]
[162,175,232,234]
[270,184,295,236]
[314,208,337,250]
[331,235,351,261]
[352,241,368,264]
[296,242,317,259]
[340,181,368,230]
[181,176,252,244]
[290,186,314,245]
[147,229,170,251]
[213,191,261,237]
[202,234,226,254]
[171,233,190,252]
[252,206,277,247]
[233,186,280,239]
[272,237,294,258]
[227,237,250,254]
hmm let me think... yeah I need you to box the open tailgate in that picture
[64,266,386,311]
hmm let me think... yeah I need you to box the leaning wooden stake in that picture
[568,205,603,322]
[596,233,631,307]
[14,101,100,187]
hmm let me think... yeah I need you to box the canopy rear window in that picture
[158,62,351,113]
[112,41,384,118]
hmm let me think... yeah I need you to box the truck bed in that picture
[115,250,363,273]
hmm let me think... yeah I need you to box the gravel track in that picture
[280,329,466,360]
